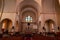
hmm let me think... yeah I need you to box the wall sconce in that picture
[43,26,46,31]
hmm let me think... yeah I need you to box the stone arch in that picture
[17,0,40,21]
[21,5,37,12]
[1,18,12,32]
[22,11,36,22]
[44,19,56,32]
[16,0,40,33]
[18,0,39,12]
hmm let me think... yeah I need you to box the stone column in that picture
[0,22,2,34]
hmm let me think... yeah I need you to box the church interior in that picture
[0,0,60,40]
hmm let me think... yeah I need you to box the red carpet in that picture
[24,37,31,40]
[0,34,60,40]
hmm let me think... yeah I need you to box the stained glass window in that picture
[26,16,32,22]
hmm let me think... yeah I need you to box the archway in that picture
[21,11,37,33]
[1,19,12,32]
[45,19,55,32]
[17,0,39,33]
[22,11,36,22]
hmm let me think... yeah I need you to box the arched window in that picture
[25,16,32,22]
